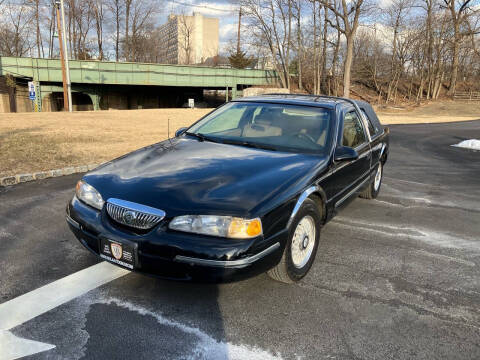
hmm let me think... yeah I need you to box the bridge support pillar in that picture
[87,92,101,111]
[41,92,53,112]
[232,85,237,100]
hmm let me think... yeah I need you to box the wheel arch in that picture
[380,142,388,164]
[287,185,327,229]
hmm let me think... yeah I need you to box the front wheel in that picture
[361,162,383,199]
[268,198,321,283]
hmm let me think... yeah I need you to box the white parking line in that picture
[0,263,283,360]
[0,262,129,360]
[0,331,54,360]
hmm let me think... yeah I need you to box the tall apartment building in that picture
[158,13,219,65]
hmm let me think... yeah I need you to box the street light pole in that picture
[58,0,72,112]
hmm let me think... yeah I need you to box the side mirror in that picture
[175,127,187,137]
[334,146,358,162]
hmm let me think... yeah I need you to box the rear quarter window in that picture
[361,109,377,136]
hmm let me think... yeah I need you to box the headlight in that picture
[75,180,104,210]
[169,215,262,239]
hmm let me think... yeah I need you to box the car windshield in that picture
[186,102,334,154]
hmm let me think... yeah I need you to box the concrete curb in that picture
[0,163,101,187]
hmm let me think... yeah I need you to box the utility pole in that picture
[60,0,72,112]
[55,2,69,111]
[55,0,72,112]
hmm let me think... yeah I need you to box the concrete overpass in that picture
[0,56,278,111]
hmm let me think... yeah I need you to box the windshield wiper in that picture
[185,132,218,143]
[221,139,278,151]
[186,133,277,151]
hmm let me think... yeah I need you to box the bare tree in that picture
[241,0,294,89]
[2,0,480,104]
[320,0,369,98]
[123,0,155,61]
[106,0,123,61]
[0,0,34,56]
[47,0,56,58]
[442,0,479,95]
[90,0,106,59]
[65,0,94,59]
[32,0,44,57]
[383,0,413,103]
[177,13,194,64]
[293,0,304,89]
[124,0,132,60]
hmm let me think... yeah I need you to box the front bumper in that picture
[66,196,286,282]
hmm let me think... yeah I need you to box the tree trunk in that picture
[343,35,354,98]
[296,5,302,90]
[35,0,41,57]
[321,5,328,93]
[331,26,341,96]
[448,29,460,96]
[115,1,120,61]
[125,0,131,61]
[48,5,55,58]
[316,3,321,94]
[312,1,317,94]
[286,0,292,90]
[236,8,242,54]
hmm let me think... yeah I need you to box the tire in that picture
[268,198,321,283]
[360,162,383,199]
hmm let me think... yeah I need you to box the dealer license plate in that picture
[99,238,136,269]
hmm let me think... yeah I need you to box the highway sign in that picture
[28,81,36,100]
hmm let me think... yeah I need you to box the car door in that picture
[325,107,371,210]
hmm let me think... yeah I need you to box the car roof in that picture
[233,94,353,110]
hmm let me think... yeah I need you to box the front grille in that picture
[106,198,165,230]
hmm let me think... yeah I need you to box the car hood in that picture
[84,137,328,218]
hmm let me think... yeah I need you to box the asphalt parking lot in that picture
[1,120,479,360]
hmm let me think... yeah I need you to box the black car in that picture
[66,94,389,283]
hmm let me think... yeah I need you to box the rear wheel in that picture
[268,198,321,283]
[361,162,383,199]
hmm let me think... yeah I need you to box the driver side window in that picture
[342,111,366,148]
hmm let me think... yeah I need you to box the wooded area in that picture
[240,0,480,101]
[0,0,479,102]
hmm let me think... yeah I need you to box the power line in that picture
[2,0,238,13]
[165,0,237,13]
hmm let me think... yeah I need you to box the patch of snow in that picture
[451,139,480,150]
[331,218,480,251]
[98,298,283,360]
[0,230,13,238]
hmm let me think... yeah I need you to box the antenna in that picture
[168,117,173,145]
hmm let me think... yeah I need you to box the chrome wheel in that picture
[291,215,316,268]
[374,163,382,191]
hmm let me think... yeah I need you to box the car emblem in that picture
[110,243,123,260]
[122,210,136,225]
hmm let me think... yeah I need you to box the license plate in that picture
[99,238,136,269]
